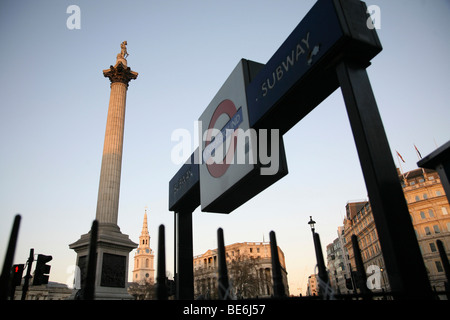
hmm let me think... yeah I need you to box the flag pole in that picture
[414,144,426,177]
[396,150,406,184]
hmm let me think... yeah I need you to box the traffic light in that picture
[11,264,24,286]
[33,254,52,285]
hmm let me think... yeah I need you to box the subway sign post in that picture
[169,0,433,299]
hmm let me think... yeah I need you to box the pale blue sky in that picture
[1,1,449,296]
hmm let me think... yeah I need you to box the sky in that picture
[1,0,449,297]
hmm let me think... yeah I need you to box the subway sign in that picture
[247,0,382,133]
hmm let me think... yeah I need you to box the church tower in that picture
[132,208,155,284]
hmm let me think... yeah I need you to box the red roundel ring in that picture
[205,99,239,178]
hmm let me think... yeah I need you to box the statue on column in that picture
[115,41,129,67]
[120,41,129,59]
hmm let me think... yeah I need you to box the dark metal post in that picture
[313,232,329,297]
[84,220,98,300]
[173,212,177,299]
[156,224,168,300]
[336,60,433,299]
[269,231,286,298]
[436,240,450,299]
[21,248,34,300]
[217,228,231,300]
[351,235,372,299]
[0,214,21,300]
[347,263,357,295]
[176,210,194,299]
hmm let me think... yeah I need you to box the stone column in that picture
[97,62,138,229]
[69,45,138,300]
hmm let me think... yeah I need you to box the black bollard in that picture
[83,220,98,300]
[313,232,329,297]
[270,231,286,298]
[0,214,21,300]
[351,234,372,299]
[156,225,168,300]
[217,228,231,300]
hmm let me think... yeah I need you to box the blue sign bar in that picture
[169,148,200,212]
[246,0,381,132]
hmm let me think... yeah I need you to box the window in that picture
[436,190,442,196]
[425,227,431,235]
[435,261,444,273]
[433,225,440,234]
[447,222,450,232]
[442,207,449,215]
[420,211,426,219]
[423,193,428,199]
[428,209,434,218]
[415,196,420,201]
[429,243,437,252]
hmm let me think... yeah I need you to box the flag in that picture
[396,150,405,163]
[414,144,422,159]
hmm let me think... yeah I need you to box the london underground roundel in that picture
[204,99,241,178]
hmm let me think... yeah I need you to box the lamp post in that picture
[308,216,329,298]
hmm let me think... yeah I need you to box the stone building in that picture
[342,201,388,293]
[13,282,73,300]
[326,226,352,294]
[306,274,318,296]
[401,168,450,291]
[193,241,289,299]
[339,168,450,294]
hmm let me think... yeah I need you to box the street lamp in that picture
[308,216,316,234]
[307,216,329,298]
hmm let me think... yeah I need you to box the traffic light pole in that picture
[21,248,34,301]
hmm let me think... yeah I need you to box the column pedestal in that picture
[69,224,137,299]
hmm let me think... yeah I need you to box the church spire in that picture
[133,207,155,284]
[141,207,149,236]
[138,207,150,248]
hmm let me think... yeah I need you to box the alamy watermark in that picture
[366,264,383,290]
[66,5,81,30]
[65,4,380,31]
[66,265,81,289]
[367,5,381,30]
[171,121,281,176]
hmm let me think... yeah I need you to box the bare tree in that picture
[228,254,271,299]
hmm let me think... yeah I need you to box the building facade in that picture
[342,201,388,294]
[338,168,450,295]
[326,226,353,294]
[13,282,73,300]
[132,210,155,285]
[402,168,450,291]
[306,274,318,296]
[193,242,289,299]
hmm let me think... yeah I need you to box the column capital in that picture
[103,62,138,87]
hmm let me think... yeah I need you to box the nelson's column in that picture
[70,41,138,299]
